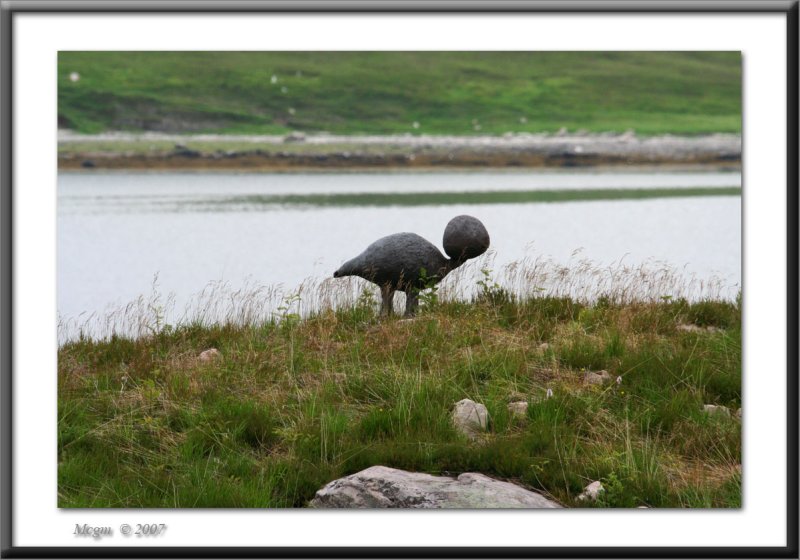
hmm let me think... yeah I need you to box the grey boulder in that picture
[309,466,562,509]
[452,398,489,437]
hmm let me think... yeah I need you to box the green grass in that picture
[58,287,741,508]
[217,187,742,208]
[58,52,742,136]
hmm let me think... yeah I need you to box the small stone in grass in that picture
[452,399,489,437]
[702,404,731,417]
[678,323,721,334]
[584,370,612,385]
[199,348,221,362]
[577,481,605,502]
[507,401,529,418]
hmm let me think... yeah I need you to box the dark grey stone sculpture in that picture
[333,215,490,316]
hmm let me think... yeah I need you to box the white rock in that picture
[309,466,562,508]
[198,348,221,362]
[577,480,605,501]
[507,401,529,418]
[452,399,489,437]
[677,323,721,334]
[584,370,612,385]
[703,404,731,417]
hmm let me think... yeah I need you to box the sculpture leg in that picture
[404,291,419,317]
[380,285,395,316]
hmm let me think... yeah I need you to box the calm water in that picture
[58,170,741,330]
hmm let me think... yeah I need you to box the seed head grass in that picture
[58,258,741,508]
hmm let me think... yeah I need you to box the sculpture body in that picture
[334,215,490,316]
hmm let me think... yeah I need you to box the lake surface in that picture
[58,170,741,337]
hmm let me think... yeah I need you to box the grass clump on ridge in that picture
[58,275,741,508]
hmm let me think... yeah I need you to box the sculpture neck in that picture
[445,256,468,274]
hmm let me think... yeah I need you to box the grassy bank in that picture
[58,280,741,508]
[58,52,741,136]
[220,187,742,208]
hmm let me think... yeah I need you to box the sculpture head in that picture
[443,215,490,264]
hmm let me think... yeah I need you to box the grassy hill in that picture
[58,51,741,136]
[58,291,741,508]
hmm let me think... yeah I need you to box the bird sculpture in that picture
[333,215,490,316]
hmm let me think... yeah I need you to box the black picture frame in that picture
[1,1,797,558]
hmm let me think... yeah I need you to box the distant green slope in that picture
[58,52,741,136]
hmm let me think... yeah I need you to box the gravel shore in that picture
[58,130,741,171]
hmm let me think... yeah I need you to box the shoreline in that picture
[58,131,742,171]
